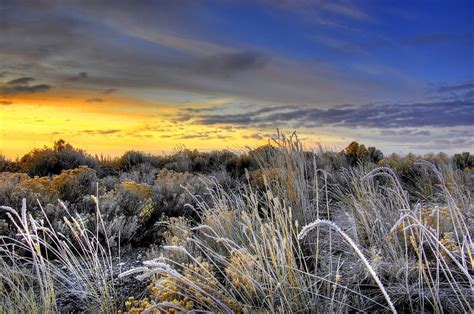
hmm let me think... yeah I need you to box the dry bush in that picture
[0,172,30,207]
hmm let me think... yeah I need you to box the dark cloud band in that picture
[187,100,474,129]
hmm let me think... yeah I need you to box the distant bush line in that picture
[1,139,472,178]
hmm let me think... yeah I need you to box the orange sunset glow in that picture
[1,91,348,158]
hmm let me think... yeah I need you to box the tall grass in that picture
[1,133,472,312]
[123,133,472,313]
[0,192,117,313]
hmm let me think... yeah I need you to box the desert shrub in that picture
[118,180,154,216]
[0,172,30,206]
[51,166,99,208]
[161,149,195,173]
[18,139,100,177]
[102,214,141,248]
[453,152,473,170]
[152,169,208,218]
[316,150,348,171]
[161,148,237,174]
[101,175,120,192]
[98,180,155,245]
[95,154,121,177]
[203,150,237,172]
[367,146,384,164]
[119,163,158,185]
[1,132,473,313]
[118,151,160,171]
[99,169,208,245]
[225,154,255,178]
[11,176,58,210]
[0,155,20,172]
[207,169,239,191]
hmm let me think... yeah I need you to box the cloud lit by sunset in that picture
[1,1,473,158]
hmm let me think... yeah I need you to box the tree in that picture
[53,139,73,152]
[344,141,360,166]
[356,144,368,161]
[367,146,384,164]
[453,152,473,170]
[344,141,384,165]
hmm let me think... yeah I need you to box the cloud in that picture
[166,129,233,140]
[85,98,104,103]
[408,136,474,151]
[464,90,474,99]
[406,33,453,45]
[437,81,474,93]
[189,100,474,129]
[66,72,88,82]
[433,138,474,146]
[180,107,217,113]
[176,133,209,139]
[7,77,35,85]
[126,27,230,56]
[1,76,50,95]
[243,132,273,140]
[259,0,372,25]
[379,129,431,136]
[102,88,117,94]
[0,83,51,95]
[80,129,121,135]
[0,0,425,106]
[447,129,474,137]
[322,2,371,21]
[0,100,13,105]
[194,51,267,77]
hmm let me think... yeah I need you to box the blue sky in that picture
[0,0,473,156]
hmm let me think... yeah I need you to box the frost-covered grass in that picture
[123,134,472,313]
[0,195,117,313]
[0,134,472,312]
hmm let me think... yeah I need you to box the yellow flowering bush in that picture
[121,261,221,313]
[121,180,153,199]
[393,206,462,258]
[12,176,57,209]
[225,249,259,298]
[117,180,155,218]
[51,166,98,204]
[162,217,190,247]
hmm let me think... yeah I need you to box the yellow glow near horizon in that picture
[0,92,256,158]
[0,91,345,159]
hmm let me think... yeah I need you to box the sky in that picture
[0,0,473,158]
